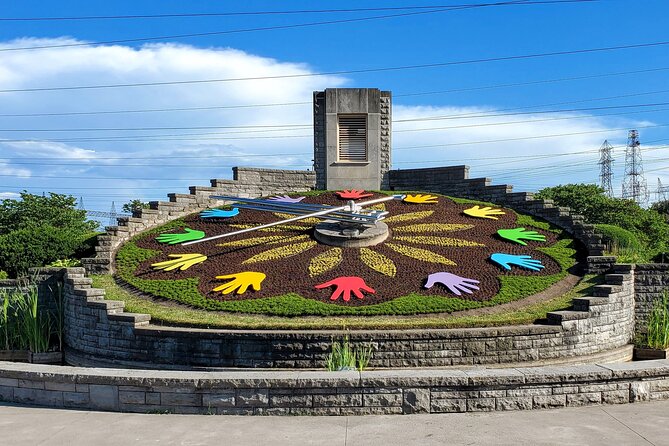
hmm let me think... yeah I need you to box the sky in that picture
[0,0,668,222]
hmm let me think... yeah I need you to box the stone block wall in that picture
[388,165,607,266]
[81,167,316,274]
[62,265,635,370]
[633,264,669,333]
[312,89,391,190]
[1,360,668,415]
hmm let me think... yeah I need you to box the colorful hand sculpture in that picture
[151,253,207,271]
[404,194,438,204]
[463,205,505,220]
[314,276,376,302]
[497,227,546,246]
[212,271,266,295]
[490,253,545,272]
[200,208,239,218]
[155,228,205,245]
[335,189,373,200]
[424,272,480,296]
[267,195,306,203]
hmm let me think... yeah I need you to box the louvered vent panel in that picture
[338,115,367,161]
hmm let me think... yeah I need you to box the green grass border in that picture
[93,273,598,330]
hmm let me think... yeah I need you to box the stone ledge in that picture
[1,360,668,415]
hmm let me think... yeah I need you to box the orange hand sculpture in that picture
[314,276,376,302]
[335,189,374,200]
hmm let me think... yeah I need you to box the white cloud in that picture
[0,192,20,200]
[0,37,661,210]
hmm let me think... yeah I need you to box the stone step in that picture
[572,297,609,311]
[592,284,621,297]
[108,313,152,325]
[87,300,124,311]
[546,310,589,324]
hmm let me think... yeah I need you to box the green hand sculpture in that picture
[156,228,205,245]
[497,227,546,246]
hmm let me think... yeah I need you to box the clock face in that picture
[124,191,574,316]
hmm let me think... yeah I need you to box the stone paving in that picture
[1,400,668,445]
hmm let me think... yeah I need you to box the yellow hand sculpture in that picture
[213,271,267,295]
[151,253,207,271]
[463,205,506,220]
[403,194,439,204]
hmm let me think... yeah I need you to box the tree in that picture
[0,192,98,277]
[651,200,669,220]
[0,192,96,235]
[122,199,149,214]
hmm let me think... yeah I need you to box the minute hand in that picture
[182,194,405,246]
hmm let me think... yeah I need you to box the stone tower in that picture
[313,88,391,191]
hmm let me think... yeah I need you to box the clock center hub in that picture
[313,220,389,248]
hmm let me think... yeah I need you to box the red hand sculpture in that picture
[314,276,376,302]
[335,189,374,200]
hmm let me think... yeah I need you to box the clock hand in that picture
[183,194,405,246]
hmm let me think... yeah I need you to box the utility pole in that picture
[621,130,649,206]
[598,140,614,197]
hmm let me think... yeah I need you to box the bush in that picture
[0,192,99,277]
[0,224,87,277]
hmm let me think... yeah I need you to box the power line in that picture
[2,101,669,138]
[3,39,667,93]
[0,1,593,53]
[3,72,669,119]
[0,1,588,21]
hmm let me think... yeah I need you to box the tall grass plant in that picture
[326,335,375,371]
[646,292,669,350]
[0,282,58,353]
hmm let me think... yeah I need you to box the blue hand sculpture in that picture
[200,208,239,219]
[424,272,480,296]
[490,253,545,272]
[267,195,306,203]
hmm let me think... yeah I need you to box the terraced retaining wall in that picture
[62,265,636,369]
[1,360,668,415]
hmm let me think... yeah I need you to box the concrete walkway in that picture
[1,400,668,446]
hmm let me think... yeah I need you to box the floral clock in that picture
[122,190,574,316]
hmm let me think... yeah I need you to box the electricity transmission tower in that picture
[621,130,649,206]
[658,178,669,202]
[598,140,614,197]
[108,201,118,227]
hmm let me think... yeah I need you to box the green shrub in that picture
[0,271,7,280]
[595,224,642,251]
[0,224,87,277]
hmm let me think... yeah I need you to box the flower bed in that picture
[115,192,579,316]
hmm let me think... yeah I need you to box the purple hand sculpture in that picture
[424,272,480,296]
[267,195,306,204]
